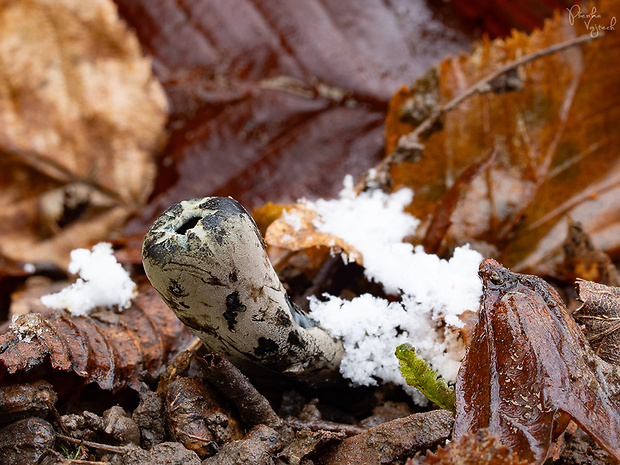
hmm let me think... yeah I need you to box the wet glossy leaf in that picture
[574,279,620,366]
[115,0,478,236]
[385,1,620,275]
[454,259,620,464]
[0,0,167,267]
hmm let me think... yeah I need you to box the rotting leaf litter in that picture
[0,1,619,464]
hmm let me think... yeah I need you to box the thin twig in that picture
[200,352,294,443]
[361,32,598,191]
[200,353,284,429]
[56,433,130,454]
[407,32,596,143]
[36,449,111,465]
[286,417,367,436]
[46,399,70,435]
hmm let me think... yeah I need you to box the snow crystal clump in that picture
[302,176,483,401]
[41,243,136,316]
[282,209,303,232]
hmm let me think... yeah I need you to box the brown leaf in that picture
[558,220,620,286]
[574,279,620,366]
[0,281,193,392]
[264,203,360,264]
[0,0,167,267]
[411,428,531,465]
[384,1,620,275]
[454,259,620,464]
[450,0,574,37]
[115,0,480,237]
[422,152,495,255]
[164,377,244,458]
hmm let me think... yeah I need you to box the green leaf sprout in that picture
[395,343,456,413]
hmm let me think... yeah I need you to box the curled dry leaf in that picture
[0,0,167,267]
[384,1,620,275]
[263,202,361,265]
[0,417,56,465]
[574,279,620,366]
[454,259,620,464]
[0,282,193,392]
[559,220,620,286]
[410,428,531,465]
[164,377,244,458]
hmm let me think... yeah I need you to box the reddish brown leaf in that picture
[454,259,620,464]
[422,152,495,254]
[0,282,193,392]
[411,428,531,465]
[164,377,244,459]
[115,0,480,237]
[574,279,620,366]
[559,220,620,286]
[450,0,574,37]
[384,1,620,275]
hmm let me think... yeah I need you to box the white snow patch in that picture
[41,243,136,316]
[23,262,36,274]
[282,209,303,232]
[304,178,483,401]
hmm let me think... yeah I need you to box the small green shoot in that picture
[395,343,456,413]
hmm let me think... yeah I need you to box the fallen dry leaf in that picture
[450,0,573,37]
[263,202,360,265]
[454,259,620,464]
[558,220,620,286]
[0,281,193,393]
[574,279,620,366]
[0,0,167,267]
[411,428,531,465]
[384,0,620,276]
[114,0,479,236]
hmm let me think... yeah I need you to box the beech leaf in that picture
[574,279,620,366]
[115,0,477,234]
[413,428,531,465]
[384,1,620,276]
[0,0,167,267]
[0,282,193,392]
[396,343,456,413]
[454,259,620,464]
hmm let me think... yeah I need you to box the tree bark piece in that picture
[317,410,454,465]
